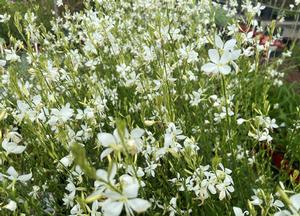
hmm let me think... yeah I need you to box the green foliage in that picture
[0,0,83,42]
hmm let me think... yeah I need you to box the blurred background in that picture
[0,0,83,42]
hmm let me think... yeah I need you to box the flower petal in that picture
[128,198,151,213]
[0,59,6,67]
[96,169,108,180]
[164,133,173,148]
[100,148,114,160]
[233,207,244,216]
[2,140,26,154]
[220,52,230,64]
[7,166,18,178]
[4,200,17,211]
[122,176,139,198]
[208,49,220,64]
[290,193,300,210]
[102,201,123,216]
[97,133,116,147]
[130,128,145,139]
[18,173,32,182]
[215,35,224,49]
[224,39,236,51]
[230,50,241,61]
[219,65,231,75]
[201,63,218,74]
[274,210,292,216]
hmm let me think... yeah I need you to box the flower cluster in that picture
[0,0,299,215]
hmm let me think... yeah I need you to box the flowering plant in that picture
[0,0,300,215]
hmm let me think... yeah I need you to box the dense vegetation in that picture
[0,0,300,215]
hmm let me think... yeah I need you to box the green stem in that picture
[221,74,232,151]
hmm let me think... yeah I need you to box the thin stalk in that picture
[221,74,232,151]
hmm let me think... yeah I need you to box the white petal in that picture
[233,207,244,216]
[59,155,73,167]
[7,166,18,178]
[224,39,236,51]
[290,193,300,210]
[4,200,17,211]
[230,50,241,60]
[208,49,220,64]
[97,133,116,147]
[215,35,224,49]
[18,172,32,182]
[227,186,234,192]
[10,145,26,154]
[208,184,216,194]
[96,169,108,180]
[100,148,114,160]
[201,63,217,74]
[102,201,123,216]
[105,190,123,200]
[130,128,144,139]
[113,128,130,143]
[220,52,230,64]
[0,59,6,67]
[219,190,226,200]
[274,200,284,208]
[2,140,26,154]
[128,198,151,213]
[123,181,139,198]
[219,65,231,75]
[274,210,292,216]
[164,133,173,148]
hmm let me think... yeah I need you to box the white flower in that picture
[201,49,231,75]
[2,131,26,154]
[4,200,17,211]
[265,117,279,130]
[90,201,101,216]
[143,46,155,62]
[56,0,63,7]
[0,59,6,67]
[48,103,74,126]
[45,60,59,82]
[214,35,241,61]
[248,128,272,142]
[101,175,151,216]
[274,210,293,216]
[189,88,204,106]
[144,161,158,177]
[0,13,11,23]
[201,35,241,75]
[168,197,177,216]
[250,189,264,205]
[2,138,26,154]
[274,193,300,216]
[179,45,198,63]
[237,118,246,125]
[5,49,21,62]
[59,154,74,167]
[242,2,266,16]
[215,164,234,200]
[1,166,32,183]
[290,193,300,211]
[233,207,249,216]
[97,128,144,159]
[70,204,83,215]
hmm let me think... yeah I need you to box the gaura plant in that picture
[0,0,300,215]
